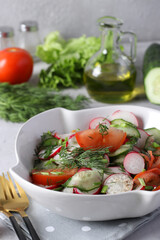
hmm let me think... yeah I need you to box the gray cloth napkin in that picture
[1,196,160,240]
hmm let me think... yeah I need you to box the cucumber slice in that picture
[143,43,160,104]
[112,155,125,165]
[144,135,155,151]
[144,68,160,104]
[111,118,135,127]
[109,143,133,157]
[33,160,57,170]
[145,127,160,144]
[111,119,140,138]
[67,169,103,192]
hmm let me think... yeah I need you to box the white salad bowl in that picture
[10,105,160,221]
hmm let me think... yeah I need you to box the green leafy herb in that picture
[36,31,101,90]
[98,122,108,135]
[0,82,89,122]
[59,146,109,170]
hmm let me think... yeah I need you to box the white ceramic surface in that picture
[10,105,160,221]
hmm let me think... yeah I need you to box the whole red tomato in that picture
[0,47,33,84]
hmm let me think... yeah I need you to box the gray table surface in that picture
[1,41,160,240]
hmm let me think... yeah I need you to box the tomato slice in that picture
[75,127,126,152]
[102,127,126,152]
[31,168,78,186]
[75,129,103,149]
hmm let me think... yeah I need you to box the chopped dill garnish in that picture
[98,122,108,136]
[59,146,109,170]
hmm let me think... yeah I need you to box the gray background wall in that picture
[0,0,159,42]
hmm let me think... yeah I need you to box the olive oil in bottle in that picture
[84,16,137,103]
[84,63,136,103]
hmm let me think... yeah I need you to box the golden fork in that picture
[0,176,27,240]
[0,172,40,240]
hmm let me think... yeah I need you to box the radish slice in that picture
[54,133,71,140]
[103,173,133,194]
[133,146,141,153]
[135,128,149,149]
[78,167,92,172]
[108,110,139,127]
[53,153,62,164]
[104,154,110,167]
[103,166,126,180]
[38,146,62,160]
[63,188,74,193]
[123,152,145,174]
[67,133,80,151]
[73,186,101,195]
[89,117,111,129]
[134,185,144,190]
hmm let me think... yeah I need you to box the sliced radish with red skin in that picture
[103,166,127,180]
[123,152,145,174]
[63,187,74,193]
[104,154,110,167]
[53,133,61,140]
[103,173,133,194]
[78,167,92,172]
[136,128,150,149]
[73,186,101,195]
[108,110,139,127]
[133,146,141,153]
[53,153,62,164]
[53,133,72,140]
[89,117,111,129]
[38,146,62,160]
[38,139,69,160]
[67,133,80,151]
[44,184,60,190]
[68,133,76,139]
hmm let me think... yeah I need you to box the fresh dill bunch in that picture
[59,146,109,170]
[0,82,89,122]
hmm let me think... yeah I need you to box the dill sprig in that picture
[59,146,109,170]
[98,122,108,135]
[0,82,89,122]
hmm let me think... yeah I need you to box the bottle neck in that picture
[100,28,119,51]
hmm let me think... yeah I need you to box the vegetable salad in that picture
[31,110,160,194]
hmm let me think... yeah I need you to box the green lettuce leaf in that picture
[36,31,100,90]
